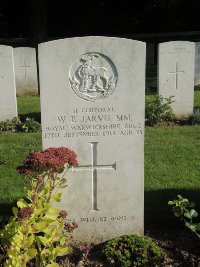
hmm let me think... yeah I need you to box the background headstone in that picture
[195,42,200,86]
[158,41,195,117]
[14,47,38,96]
[39,37,145,244]
[0,45,17,121]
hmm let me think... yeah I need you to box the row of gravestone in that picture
[0,37,198,244]
[0,40,199,122]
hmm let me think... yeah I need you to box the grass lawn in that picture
[145,125,200,227]
[194,90,200,107]
[17,96,41,114]
[17,96,41,122]
[145,125,200,190]
[0,132,42,220]
[0,96,200,228]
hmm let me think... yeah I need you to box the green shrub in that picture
[0,117,20,132]
[145,95,175,126]
[102,234,165,267]
[0,117,41,133]
[19,117,41,132]
[189,110,200,125]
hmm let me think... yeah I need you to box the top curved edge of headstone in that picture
[0,45,13,50]
[38,36,146,48]
[14,47,36,51]
[159,40,195,46]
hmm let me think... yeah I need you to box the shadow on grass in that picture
[145,189,200,230]
[19,112,41,123]
[0,201,17,226]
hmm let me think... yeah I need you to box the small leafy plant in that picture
[168,195,200,238]
[145,95,175,126]
[0,147,78,267]
[20,117,41,132]
[102,234,165,267]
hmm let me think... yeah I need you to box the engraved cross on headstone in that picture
[20,60,30,78]
[168,62,184,90]
[73,142,116,212]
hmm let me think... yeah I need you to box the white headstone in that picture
[195,42,200,86]
[14,47,38,96]
[0,45,17,121]
[158,41,195,118]
[39,37,145,244]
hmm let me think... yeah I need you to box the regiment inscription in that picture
[69,52,117,101]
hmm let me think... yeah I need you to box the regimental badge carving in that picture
[69,52,118,101]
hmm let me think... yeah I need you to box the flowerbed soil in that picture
[146,228,200,267]
[1,228,200,266]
